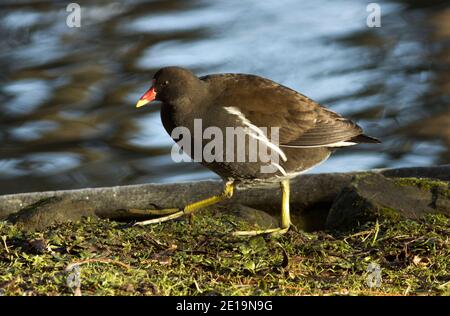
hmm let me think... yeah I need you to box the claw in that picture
[133,180,235,227]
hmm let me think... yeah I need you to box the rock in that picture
[7,196,98,231]
[226,204,278,229]
[326,174,450,230]
[3,166,449,232]
[2,166,449,224]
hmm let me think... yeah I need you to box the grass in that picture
[0,210,448,296]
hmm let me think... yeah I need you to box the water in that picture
[0,0,449,194]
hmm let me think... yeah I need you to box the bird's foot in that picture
[133,208,184,226]
[133,181,235,227]
[129,208,180,216]
[231,226,290,237]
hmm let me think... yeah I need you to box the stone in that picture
[7,196,97,231]
[326,174,450,230]
[226,204,279,229]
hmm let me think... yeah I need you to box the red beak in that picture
[136,80,156,108]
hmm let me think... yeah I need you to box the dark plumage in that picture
[141,66,379,186]
[134,66,380,235]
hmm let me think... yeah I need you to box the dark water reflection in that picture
[0,0,449,194]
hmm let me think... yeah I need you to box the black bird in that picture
[135,66,380,236]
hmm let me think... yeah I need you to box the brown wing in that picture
[202,74,363,147]
[281,108,363,147]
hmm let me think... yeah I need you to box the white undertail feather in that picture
[280,141,357,148]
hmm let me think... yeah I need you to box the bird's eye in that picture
[163,80,169,86]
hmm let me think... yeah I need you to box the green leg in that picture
[232,179,291,237]
[128,208,180,216]
[134,180,234,226]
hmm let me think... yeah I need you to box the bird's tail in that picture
[350,134,381,144]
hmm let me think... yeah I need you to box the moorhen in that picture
[134,66,380,236]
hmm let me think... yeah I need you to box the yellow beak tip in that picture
[135,99,149,108]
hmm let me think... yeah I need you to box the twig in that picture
[1,235,9,253]
[404,284,412,295]
[66,258,131,271]
[371,220,380,246]
[343,230,373,243]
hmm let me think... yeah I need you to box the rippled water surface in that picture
[1,0,449,194]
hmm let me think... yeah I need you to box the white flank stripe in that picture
[225,107,287,162]
[270,162,288,176]
[280,141,357,148]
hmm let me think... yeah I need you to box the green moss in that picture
[377,207,402,221]
[394,177,450,196]
[0,211,448,296]
[351,172,373,188]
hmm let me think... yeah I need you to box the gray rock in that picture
[225,204,278,229]
[7,196,99,231]
[3,166,449,232]
[326,174,450,230]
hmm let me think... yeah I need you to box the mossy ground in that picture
[393,177,450,200]
[0,210,448,296]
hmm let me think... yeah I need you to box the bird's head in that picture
[135,66,202,108]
